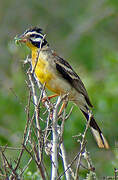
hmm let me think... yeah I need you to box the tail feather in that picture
[81,109,109,149]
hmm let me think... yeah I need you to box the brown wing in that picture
[54,55,93,107]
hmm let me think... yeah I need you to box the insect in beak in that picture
[14,35,28,45]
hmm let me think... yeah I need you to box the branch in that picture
[75,111,92,180]
[1,150,18,178]
[51,96,62,180]
[57,142,87,180]
[0,146,23,151]
[28,72,46,180]
[60,142,71,180]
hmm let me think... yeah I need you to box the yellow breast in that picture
[32,49,53,83]
[31,49,61,94]
[31,49,72,95]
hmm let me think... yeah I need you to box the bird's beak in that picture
[14,34,28,45]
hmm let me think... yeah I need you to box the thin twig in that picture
[14,91,32,172]
[59,103,72,179]
[23,143,48,180]
[1,151,8,178]
[28,72,46,180]
[1,151,18,178]
[28,72,41,153]
[19,157,32,176]
[57,142,87,180]
[65,106,74,120]
[83,148,95,171]
[23,144,39,168]
[60,142,71,180]
[75,111,92,180]
[0,146,23,151]
[60,105,66,142]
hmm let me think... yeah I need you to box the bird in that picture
[15,27,109,149]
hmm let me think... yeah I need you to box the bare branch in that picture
[0,146,23,151]
[19,157,32,176]
[51,96,62,180]
[1,150,18,178]
[75,111,92,180]
[14,91,32,172]
[28,72,46,180]
[57,142,87,180]
[60,142,71,180]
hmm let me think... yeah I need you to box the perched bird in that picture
[15,27,109,149]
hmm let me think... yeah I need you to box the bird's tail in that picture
[80,107,109,149]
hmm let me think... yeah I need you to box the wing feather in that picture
[54,55,93,107]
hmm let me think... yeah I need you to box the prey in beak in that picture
[14,34,28,45]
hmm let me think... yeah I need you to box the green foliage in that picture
[0,0,118,178]
[23,169,42,180]
[85,171,97,180]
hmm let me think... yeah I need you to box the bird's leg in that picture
[42,94,67,118]
[42,94,58,103]
[49,101,67,120]
[58,101,67,116]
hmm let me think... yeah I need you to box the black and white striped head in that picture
[15,27,48,49]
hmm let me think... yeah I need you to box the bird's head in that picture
[15,27,48,49]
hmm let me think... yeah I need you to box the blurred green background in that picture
[0,0,118,178]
